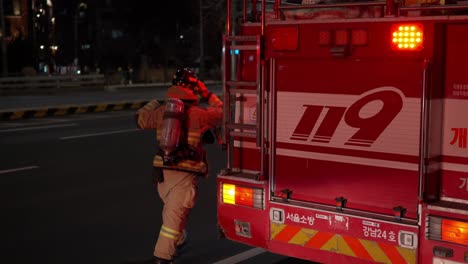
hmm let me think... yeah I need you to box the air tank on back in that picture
[160,98,185,159]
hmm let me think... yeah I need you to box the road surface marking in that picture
[0,166,40,175]
[212,248,266,264]
[0,123,77,132]
[60,128,139,140]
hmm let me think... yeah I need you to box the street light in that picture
[74,2,87,71]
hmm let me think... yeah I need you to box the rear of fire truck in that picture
[217,0,468,263]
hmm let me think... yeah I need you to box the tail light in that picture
[442,219,468,245]
[391,24,424,51]
[427,216,468,246]
[221,183,264,209]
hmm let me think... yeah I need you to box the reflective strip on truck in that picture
[270,222,416,264]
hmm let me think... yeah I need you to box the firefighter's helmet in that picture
[168,68,199,101]
[172,68,199,89]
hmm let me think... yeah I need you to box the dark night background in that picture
[1,0,227,82]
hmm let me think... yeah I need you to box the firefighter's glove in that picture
[152,167,164,185]
[197,81,211,99]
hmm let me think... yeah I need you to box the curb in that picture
[0,92,223,121]
[0,100,151,121]
[0,81,223,122]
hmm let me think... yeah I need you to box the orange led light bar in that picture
[391,24,424,51]
[442,219,468,245]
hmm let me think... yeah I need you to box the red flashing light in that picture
[391,24,424,51]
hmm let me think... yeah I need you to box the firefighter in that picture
[134,68,223,264]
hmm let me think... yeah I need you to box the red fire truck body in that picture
[217,1,468,263]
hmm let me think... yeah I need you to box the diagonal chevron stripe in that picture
[396,245,417,264]
[290,228,317,246]
[94,104,108,112]
[274,225,302,243]
[0,100,151,121]
[305,231,334,249]
[0,98,216,121]
[33,109,48,118]
[359,240,391,263]
[335,235,356,258]
[342,236,374,261]
[54,108,69,116]
[75,106,90,113]
[270,222,416,264]
[378,242,408,264]
[10,111,25,120]
[112,103,125,110]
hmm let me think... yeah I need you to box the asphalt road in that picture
[0,110,315,264]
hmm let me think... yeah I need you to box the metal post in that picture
[252,0,257,21]
[418,60,430,202]
[269,58,276,195]
[274,0,280,19]
[223,0,231,171]
[199,0,204,78]
[386,0,395,16]
[226,0,231,35]
[74,3,79,69]
[229,0,237,81]
[31,0,37,72]
[261,0,265,35]
[243,0,247,23]
[0,0,8,76]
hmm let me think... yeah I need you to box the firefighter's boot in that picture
[174,230,188,257]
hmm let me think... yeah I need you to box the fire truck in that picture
[216,0,468,263]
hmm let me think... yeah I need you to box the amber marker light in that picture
[391,24,424,51]
[222,183,236,205]
[442,219,468,245]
